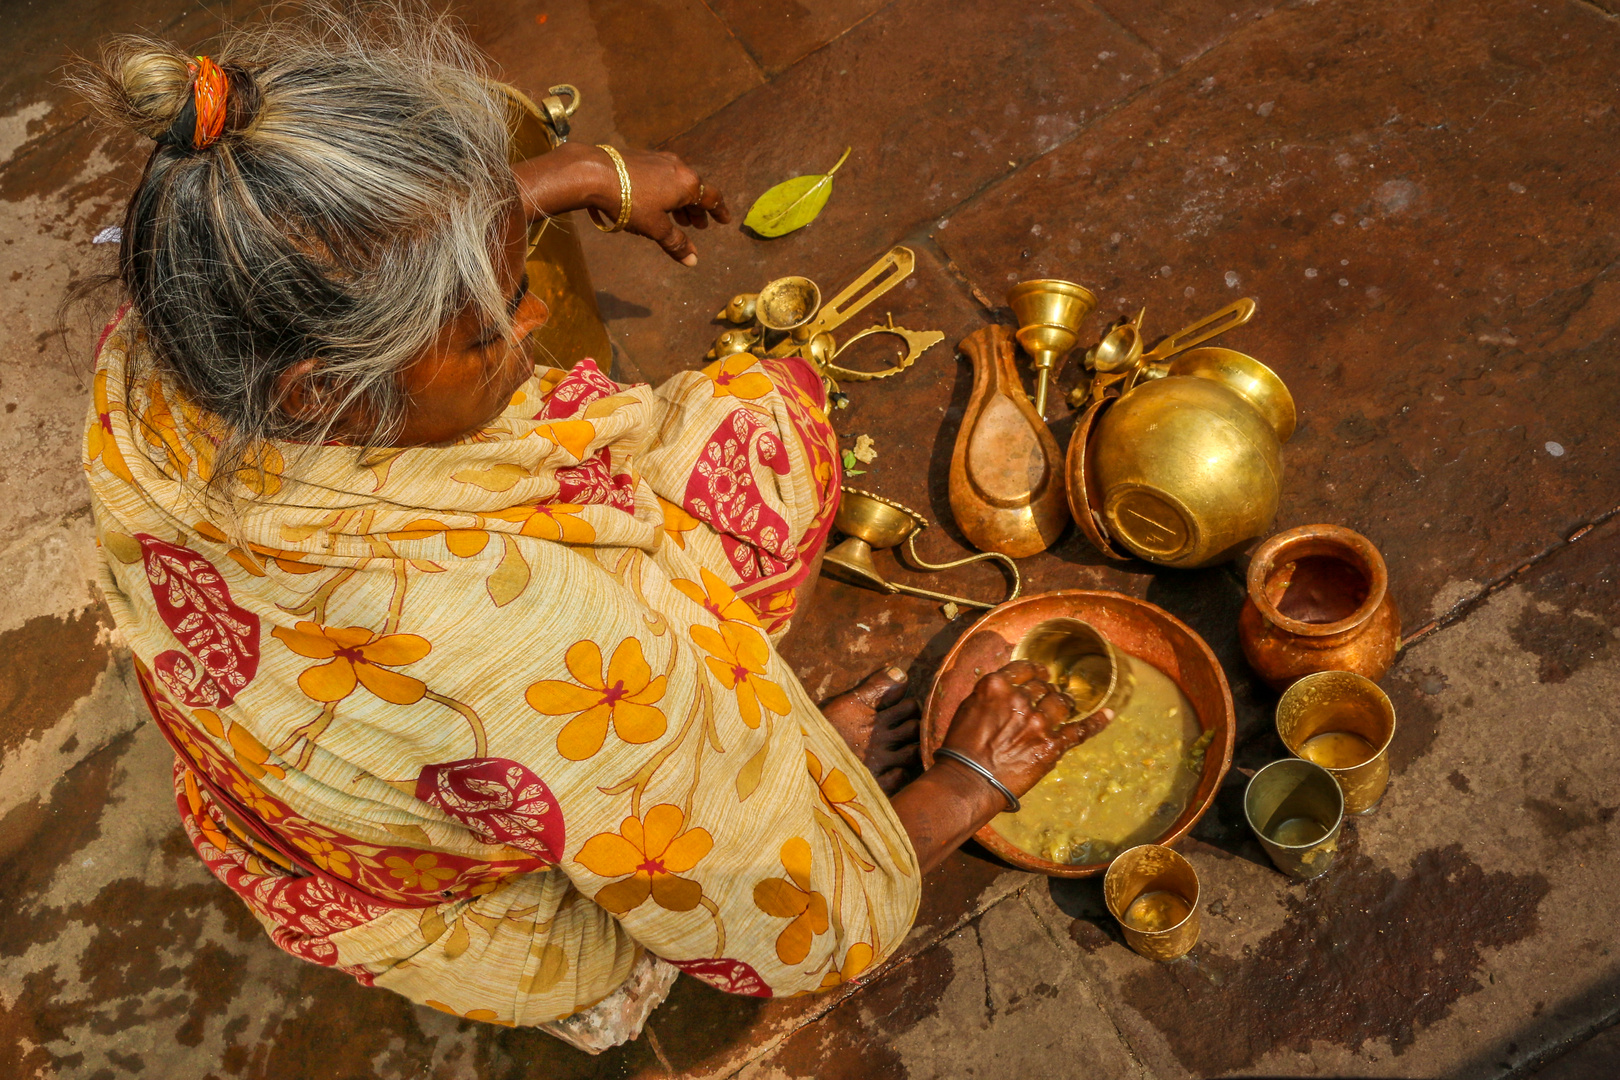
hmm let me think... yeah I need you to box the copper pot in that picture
[1238,524,1400,691]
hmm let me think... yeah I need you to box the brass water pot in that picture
[1068,347,1296,568]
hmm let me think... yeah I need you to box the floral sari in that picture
[85,308,919,1026]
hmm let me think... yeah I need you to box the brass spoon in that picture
[1072,298,1259,404]
[1089,308,1146,373]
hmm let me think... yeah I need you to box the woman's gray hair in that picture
[71,2,518,490]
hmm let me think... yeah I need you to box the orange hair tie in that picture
[190,56,228,150]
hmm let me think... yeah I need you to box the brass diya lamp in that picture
[708,248,943,388]
[1067,344,1297,568]
[823,488,1020,609]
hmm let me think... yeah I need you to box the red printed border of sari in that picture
[733,358,842,633]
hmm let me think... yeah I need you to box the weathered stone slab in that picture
[703,0,890,75]
[936,0,1620,630]
[467,0,764,149]
[735,893,1147,1079]
[1025,516,1620,1078]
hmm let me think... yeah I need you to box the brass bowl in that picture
[756,276,822,333]
[922,590,1235,877]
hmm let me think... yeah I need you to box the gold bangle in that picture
[588,145,632,233]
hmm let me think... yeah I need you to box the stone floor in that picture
[2,0,1618,1076]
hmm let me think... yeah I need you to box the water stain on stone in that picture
[1117,843,1549,1075]
[1448,770,1472,793]
[1509,518,1619,684]
[1511,600,1613,685]
[1523,778,1618,842]
[636,961,772,1072]
[0,605,115,760]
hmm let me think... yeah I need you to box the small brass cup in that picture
[1011,617,1134,720]
[756,275,822,338]
[1276,671,1396,815]
[1244,758,1345,879]
[1104,844,1201,961]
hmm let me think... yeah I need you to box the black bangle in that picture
[934,748,1020,813]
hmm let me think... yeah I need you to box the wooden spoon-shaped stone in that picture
[948,325,1070,558]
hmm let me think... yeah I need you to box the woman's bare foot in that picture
[821,668,921,795]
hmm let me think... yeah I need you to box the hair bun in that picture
[89,41,198,142]
[70,38,257,150]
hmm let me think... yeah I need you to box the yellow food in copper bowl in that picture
[922,590,1235,877]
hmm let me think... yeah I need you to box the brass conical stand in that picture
[1008,279,1097,417]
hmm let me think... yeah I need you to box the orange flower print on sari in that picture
[658,496,700,549]
[526,638,668,760]
[753,837,830,965]
[272,622,431,705]
[292,834,354,878]
[228,776,285,821]
[820,942,875,989]
[226,721,287,780]
[701,353,773,401]
[425,1001,514,1027]
[574,803,713,914]
[384,853,457,891]
[194,521,319,576]
[86,369,135,485]
[387,519,491,558]
[531,419,596,460]
[672,567,762,627]
[481,501,595,544]
[806,749,862,836]
[690,622,789,729]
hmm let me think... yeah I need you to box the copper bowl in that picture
[921,590,1235,877]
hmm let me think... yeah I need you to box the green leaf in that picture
[743,147,851,238]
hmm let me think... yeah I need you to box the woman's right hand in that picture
[939,660,1112,798]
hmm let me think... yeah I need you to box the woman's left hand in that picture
[513,143,729,266]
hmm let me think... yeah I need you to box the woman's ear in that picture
[273,358,329,424]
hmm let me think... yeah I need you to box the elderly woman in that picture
[80,6,1090,1049]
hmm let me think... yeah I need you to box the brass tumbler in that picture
[1104,844,1201,961]
[1276,671,1396,815]
[1010,617,1134,721]
[1244,759,1345,879]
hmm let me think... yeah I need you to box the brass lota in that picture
[1067,341,1296,568]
